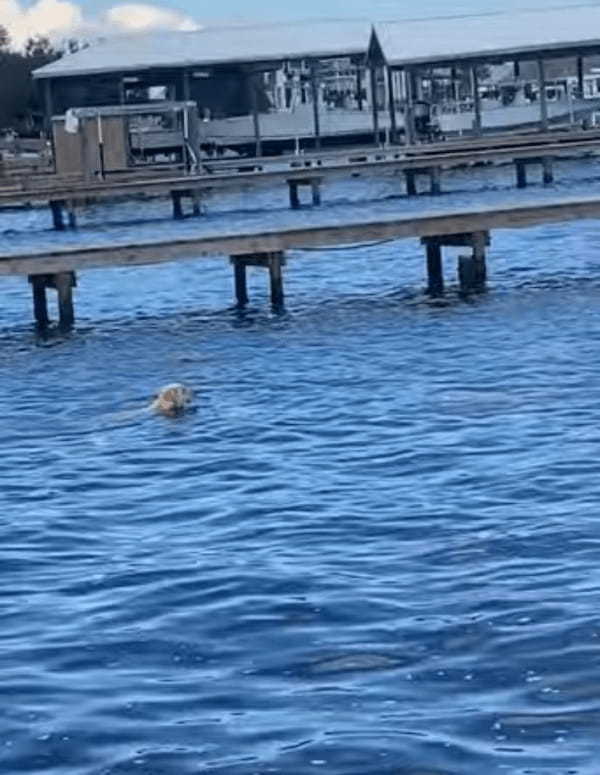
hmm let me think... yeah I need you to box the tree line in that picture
[0,25,63,134]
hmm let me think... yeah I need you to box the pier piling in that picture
[171,191,184,220]
[268,251,285,308]
[231,258,249,307]
[29,275,50,327]
[516,161,528,189]
[423,239,444,296]
[405,170,418,197]
[289,181,300,209]
[430,167,442,195]
[50,200,65,231]
[54,272,76,330]
[542,157,554,185]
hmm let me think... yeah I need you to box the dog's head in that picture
[152,383,193,415]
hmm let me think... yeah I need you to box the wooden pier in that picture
[4,193,600,329]
[3,128,600,230]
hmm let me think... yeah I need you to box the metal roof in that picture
[33,19,371,80]
[375,5,600,67]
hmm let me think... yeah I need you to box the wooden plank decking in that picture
[3,194,600,276]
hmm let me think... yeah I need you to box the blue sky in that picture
[20,0,600,24]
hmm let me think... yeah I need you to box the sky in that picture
[3,0,599,47]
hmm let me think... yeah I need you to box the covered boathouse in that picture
[32,19,374,156]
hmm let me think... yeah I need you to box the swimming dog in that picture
[150,383,194,416]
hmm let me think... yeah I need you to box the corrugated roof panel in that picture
[34,19,371,79]
[375,6,600,66]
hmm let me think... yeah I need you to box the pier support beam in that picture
[422,238,444,297]
[405,170,417,196]
[27,272,76,330]
[55,272,75,330]
[288,177,322,208]
[472,66,482,137]
[310,61,322,151]
[516,160,528,189]
[429,167,442,195]
[268,252,285,308]
[230,252,286,308]
[171,191,184,220]
[29,275,50,328]
[231,258,249,307]
[50,200,65,231]
[542,156,554,185]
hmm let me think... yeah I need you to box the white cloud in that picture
[106,3,199,31]
[0,0,200,48]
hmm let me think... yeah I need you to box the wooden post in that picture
[66,200,77,229]
[268,252,285,308]
[310,61,321,151]
[171,191,184,219]
[387,67,398,143]
[191,190,202,216]
[232,258,249,307]
[29,275,49,327]
[516,160,528,188]
[182,69,191,102]
[49,200,65,231]
[369,66,380,145]
[54,272,75,330]
[577,56,585,99]
[248,72,262,158]
[311,179,322,206]
[458,255,476,295]
[356,66,364,110]
[42,79,54,134]
[542,156,554,185]
[538,58,549,131]
[472,66,482,136]
[430,167,442,195]
[288,181,300,209]
[405,170,417,196]
[404,68,416,145]
[472,231,488,289]
[425,239,444,296]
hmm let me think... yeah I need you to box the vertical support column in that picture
[472,231,488,289]
[386,67,398,143]
[310,61,321,151]
[577,56,585,99]
[311,179,322,206]
[182,68,191,102]
[472,66,482,136]
[118,76,126,105]
[406,68,419,145]
[356,66,364,111]
[248,71,262,158]
[191,190,202,216]
[538,58,548,132]
[289,181,300,209]
[515,160,528,188]
[425,239,444,297]
[542,156,554,185]
[171,191,184,219]
[29,275,50,328]
[369,66,380,145]
[429,167,442,195]
[232,258,249,307]
[55,272,75,330]
[268,252,285,308]
[42,78,54,135]
[66,200,77,229]
[404,169,417,196]
[49,200,65,231]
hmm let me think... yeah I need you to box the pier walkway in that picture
[4,192,600,330]
[2,129,600,229]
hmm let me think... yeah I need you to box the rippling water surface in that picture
[2,159,600,774]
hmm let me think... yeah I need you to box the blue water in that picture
[2,158,600,774]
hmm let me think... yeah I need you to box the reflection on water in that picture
[1,164,600,774]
